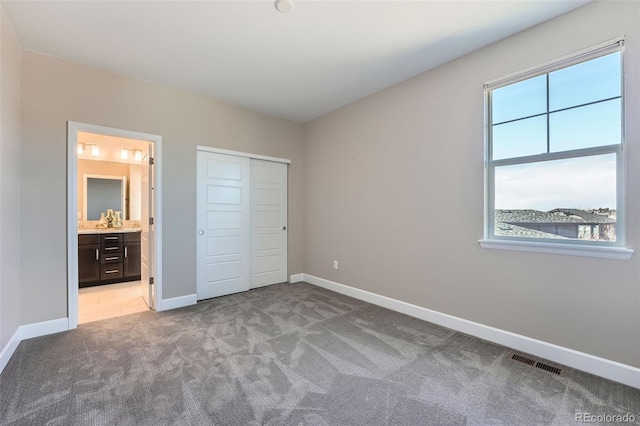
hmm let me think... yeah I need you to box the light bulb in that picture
[121,148,129,160]
[91,145,100,156]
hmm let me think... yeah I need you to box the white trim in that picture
[67,124,79,329]
[302,273,640,389]
[156,294,197,312]
[0,329,21,374]
[0,318,69,375]
[485,36,624,89]
[479,239,633,260]
[196,145,291,164]
[19,318,69,340]
[289,273,304,283]
[490,144,620,167]
[67,122,163,328]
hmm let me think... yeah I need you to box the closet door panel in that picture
[196,152,251,300]
[250,159,288,288]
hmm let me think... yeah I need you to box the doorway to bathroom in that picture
[67,122,163,329]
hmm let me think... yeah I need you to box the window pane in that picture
[492,116,547,160]
[494,154,616,241]
[492,75,546,124]
[550,99,621,152]
[549,52,620,110]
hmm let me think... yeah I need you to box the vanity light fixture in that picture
[77,143,84,155]
[121,148,143,162]
[91,145,100,156]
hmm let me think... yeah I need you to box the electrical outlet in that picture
[333,260,338,269]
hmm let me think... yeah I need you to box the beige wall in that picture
[20,51,304,322]
[0,8,21,350]
[304,1,640,368]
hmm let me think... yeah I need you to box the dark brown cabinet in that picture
[78,234,100,285]
[123,232,141,279]
[78,231,141,288]
[100,233,123,281]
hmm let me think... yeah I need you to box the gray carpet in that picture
[0,282,638,425]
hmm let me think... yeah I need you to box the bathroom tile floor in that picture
[78,281,149,324]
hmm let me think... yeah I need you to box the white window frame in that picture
[479,37,633,260]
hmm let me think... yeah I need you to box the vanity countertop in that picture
[78,228,142,234]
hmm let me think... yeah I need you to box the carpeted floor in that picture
[0,282,638,425]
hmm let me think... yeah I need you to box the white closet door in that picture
[196,151,250,300]
[250,159,287,288]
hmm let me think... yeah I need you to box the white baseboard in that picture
[0,329,21,374]
[156,293,197,312]
[0,317,69,376]
[19,318,69,340]
[290,273,304,283]
[302,273,640,390]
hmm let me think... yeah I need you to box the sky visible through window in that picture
[491,52,620,212]
[494,154,616,211]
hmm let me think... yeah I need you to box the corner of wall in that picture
[0,5,22,358]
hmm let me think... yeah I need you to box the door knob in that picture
[198,230,204,235]
[282,226,286,231]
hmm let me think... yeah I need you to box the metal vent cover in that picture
[508,351,565,377]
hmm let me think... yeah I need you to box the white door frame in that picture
[67,121,163,329]
[196,146,291,166]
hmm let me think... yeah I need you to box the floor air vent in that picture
[508,351,565,377]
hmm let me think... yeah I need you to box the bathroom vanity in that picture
[78,230,141,288]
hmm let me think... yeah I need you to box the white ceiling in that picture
[2,0,591,123]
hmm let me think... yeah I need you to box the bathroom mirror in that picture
[83,175,127,220]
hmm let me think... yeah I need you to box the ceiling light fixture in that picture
[274,0,294,13]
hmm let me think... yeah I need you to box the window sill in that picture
[478,239,634,260]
